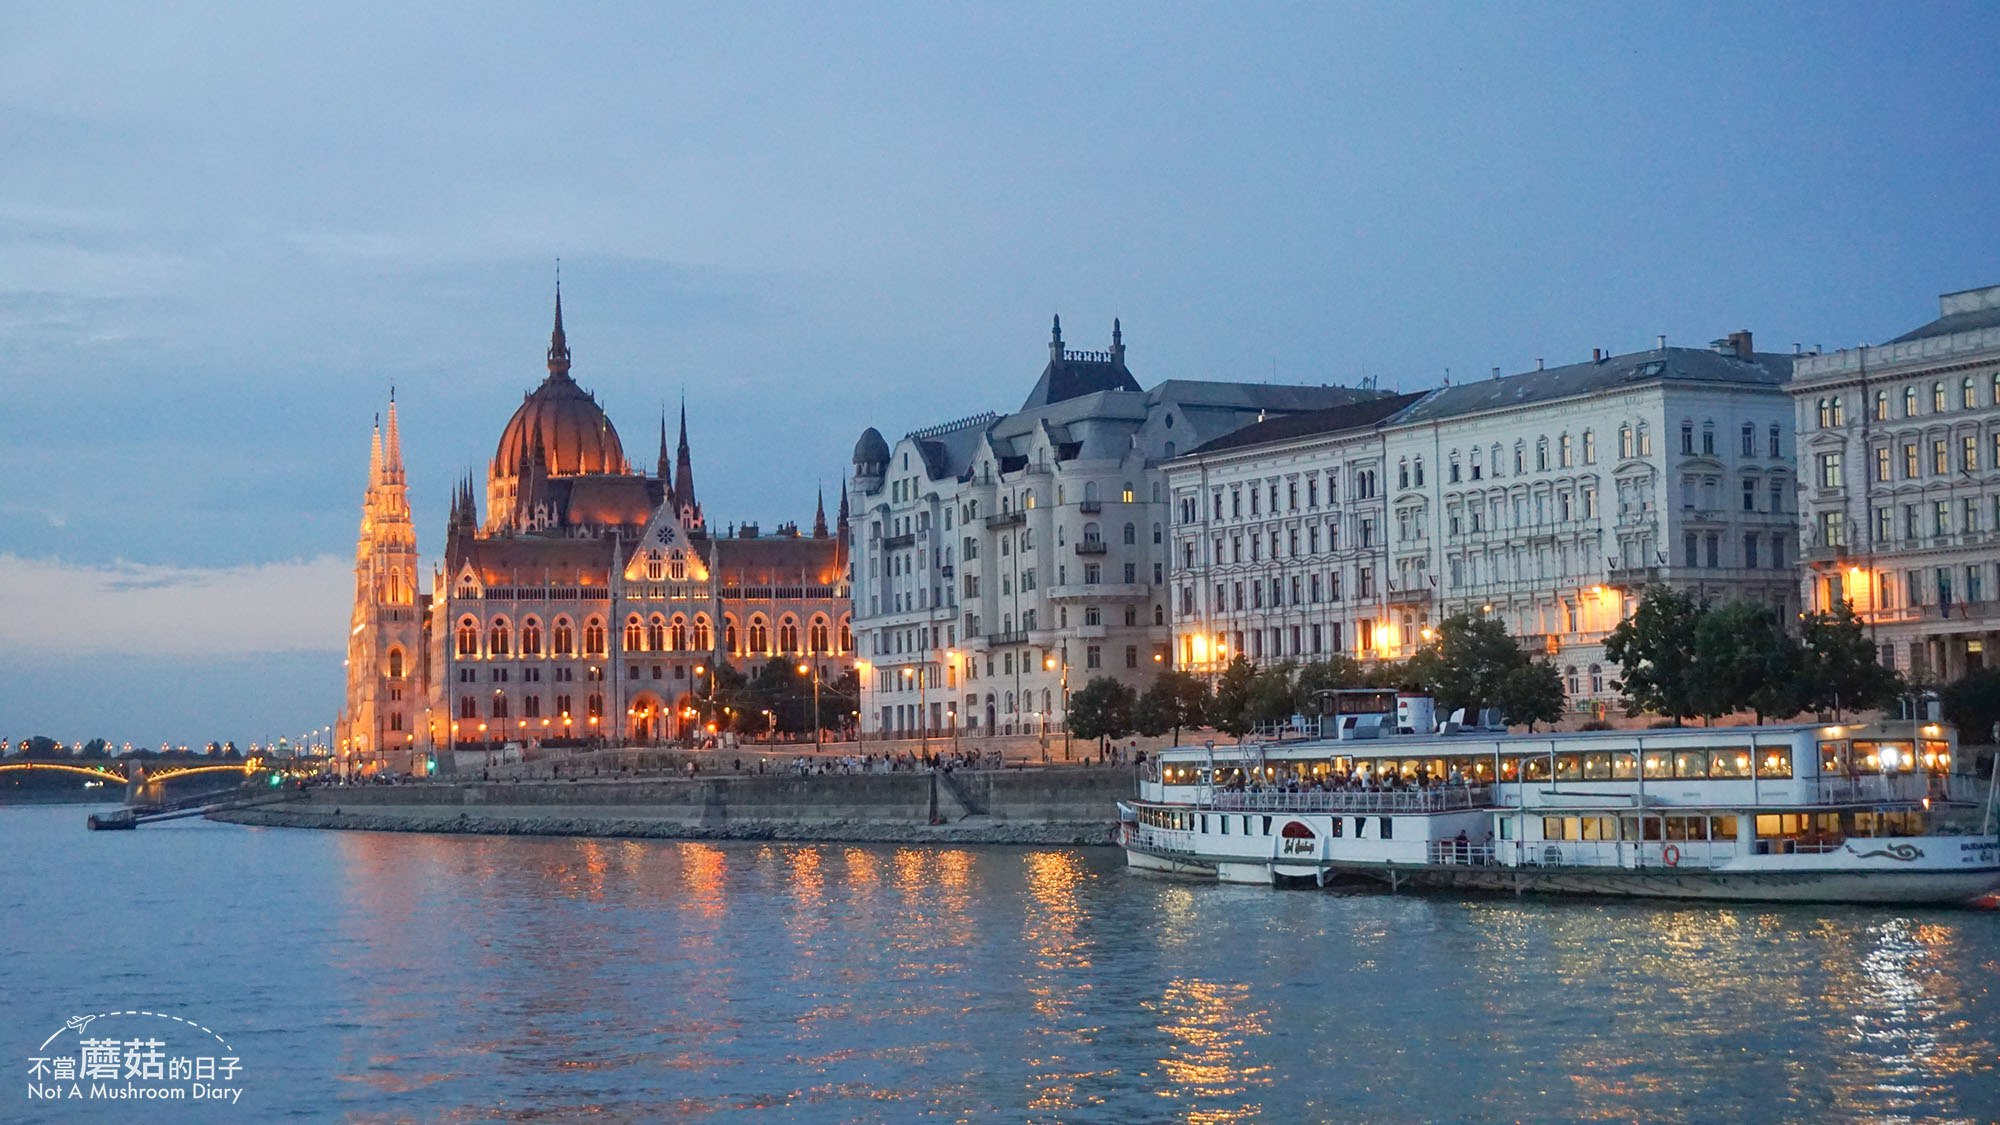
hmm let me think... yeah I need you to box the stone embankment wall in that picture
[211,766,1137,846]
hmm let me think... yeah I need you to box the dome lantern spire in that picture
[547,269,571,377]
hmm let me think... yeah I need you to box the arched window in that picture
[583,617,606,656]
[456,618,478,657]
[1123,522,1136,545]
[623,616,643,652]
[725,617,739,654]
[691,616,712,652]
[647,615,667,652]
[1588,664,1604,694]
[838,618,852,652]
[779,616,799,652]
[809,617,830,653]
[488,620,511,657]
[646,553,664,581]
[386,648,404,679]
[1121,481,1134,503]
[587,693,604,719]
[669,616,687,652]
[1005,691,1016,714]
[748,616,769,653]
[1565,665,1580,695]
[553,618,575,655]
[491,693,510,719]
[520,619,542,656]
[1618,425,1633,460]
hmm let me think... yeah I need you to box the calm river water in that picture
[1,804,1995,1123]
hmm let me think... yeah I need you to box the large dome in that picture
[493,371,628,478]
[492,291,628,479]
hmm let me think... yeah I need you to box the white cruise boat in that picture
[1119,692,2000,905]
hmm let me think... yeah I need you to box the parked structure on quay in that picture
[1793,283,2000,682]
[1165,333,1801,713]
[336,289,851,775]
[846,317,1387,741]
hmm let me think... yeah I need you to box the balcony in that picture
[985,629,1030,647]
[1075,538,1108,555]
[1605,564,1663,588]
[1046,582,1150,601]
[1387,586,1435,607]
[883,532,916,549]
[985,510,1026,530]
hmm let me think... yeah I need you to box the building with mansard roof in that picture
[846,316,1387,743]
[335,289,850,775]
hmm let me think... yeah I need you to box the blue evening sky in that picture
[3,2,1997,746]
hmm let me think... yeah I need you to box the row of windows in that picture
[1818,494,2000,550]
[1817,372,2000,428]
[1865,433,2000,482]
[453,613,851,658]
[458,693,604,721]
[1198,471,1367,523]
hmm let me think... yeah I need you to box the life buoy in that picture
[1662,843,1681,867]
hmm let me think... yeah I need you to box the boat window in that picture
[1641,817,1662,841]
[1554,754,1582,780]
[1242,815,1253,835]
[1756,749,1793,779]
[1262,816,1272,835]
[1921,741,1952,773]
[1579,815,1618,840]
[1642,751,1672,779]
[1581,752,1611,780]
[1220,816,1228,835]
[1522,756,1551,781]
[1327,817,1343,838]
[1355,817,1367,838]
[1710,816,1738,840]
[1200,815,1209,833]
[1673,750,1707,779]
[1380,817,1394,840]
[1818,741,1846,773]
[1499,818,1515,840]
[1664,816,1687,841]
[1499,757,1520,781]
[1755,813,1809,838]
[1610,752,1638,780]
[1853,741,1915,773]
[1619,817,1640,841]
[1709,749,1751,779]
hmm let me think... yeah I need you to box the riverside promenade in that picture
[210,764,1137,846]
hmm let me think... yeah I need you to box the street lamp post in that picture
[1044,649,1071,761]
[798,663,821,752]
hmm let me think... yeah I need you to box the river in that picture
[1,804,1995,1122]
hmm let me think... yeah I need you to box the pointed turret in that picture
[369,414,384,486]
[546,280,571,378]
[668,406,684,486]
[1049,313,1063,362]
[673,398,702,528]
[836,488,850,537]
[1111,317,1124,368]
[812,487,829,538]
[384,392,404,485]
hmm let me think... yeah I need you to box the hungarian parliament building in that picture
[335,291,851,774]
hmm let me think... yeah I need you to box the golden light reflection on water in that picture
[1018,850,1114,1119]
[1150,976,1271,1123]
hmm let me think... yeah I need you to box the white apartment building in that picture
[1793,283,2000,681]
[847,318,1382,739]
[1166,333,1799,714]
[1164,393,1425,676]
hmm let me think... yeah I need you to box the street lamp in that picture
[798,663,821,752]
[1044,650,1071,761]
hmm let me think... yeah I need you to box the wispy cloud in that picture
[0,553,350,655]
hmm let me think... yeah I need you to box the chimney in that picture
[1727,329,1753,358]
[1535,358,1544,371]
[1592,348,1603,362]
[1491,366,1501,381]
[1656,334,1667,350]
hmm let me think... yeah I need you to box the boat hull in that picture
[1121,839,2000,905]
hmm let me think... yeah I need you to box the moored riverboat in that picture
[1120,697,2000,905]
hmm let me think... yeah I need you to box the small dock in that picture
[87,789,305,830]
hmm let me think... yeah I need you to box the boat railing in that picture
[1815,775,1937,805]
[1476,838,1732,870]
[1132,827,1197,855]
[1208,785,1493,814]
[1427,841,1502,866]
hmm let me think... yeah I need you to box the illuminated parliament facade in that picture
[336,292,851,774]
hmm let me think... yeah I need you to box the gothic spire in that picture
[812,486,829,538]
[656,411,673,491]
[673,396,698,521]
[383,394,403,482]
[369,414,384,487]
[547,275,571,378]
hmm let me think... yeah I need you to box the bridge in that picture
[0,759,271,804]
